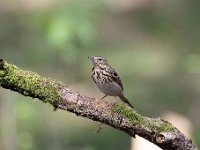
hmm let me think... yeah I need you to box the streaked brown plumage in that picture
[88,56,133,108]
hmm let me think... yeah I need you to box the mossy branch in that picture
[0,59,198,150]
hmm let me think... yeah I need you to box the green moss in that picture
[158,121,176,132]
[114,103,145,124]
[114,103,176,133]
[0,61,63,104]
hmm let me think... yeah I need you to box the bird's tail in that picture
[119,96,134,108]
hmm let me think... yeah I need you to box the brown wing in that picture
[106,66,124,91]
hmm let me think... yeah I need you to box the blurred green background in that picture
[0,0,200,149]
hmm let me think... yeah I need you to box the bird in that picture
[88,56,133,108]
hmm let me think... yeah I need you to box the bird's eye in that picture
[98,59,102,61]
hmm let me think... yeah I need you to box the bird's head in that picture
[88,56,108,66]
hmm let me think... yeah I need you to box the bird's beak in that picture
[88,56,94,61]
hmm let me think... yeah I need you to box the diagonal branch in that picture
[0,59,198,150]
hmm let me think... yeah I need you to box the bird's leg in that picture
[96,123,103,134]
[52,104,59,111]
[101,95,107,100]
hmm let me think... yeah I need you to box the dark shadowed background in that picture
[0,0,200,149]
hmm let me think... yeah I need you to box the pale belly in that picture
[96,81,123,97]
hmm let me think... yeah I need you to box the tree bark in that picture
[0,59,198,150]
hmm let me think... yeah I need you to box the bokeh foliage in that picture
[0,0,200,149]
